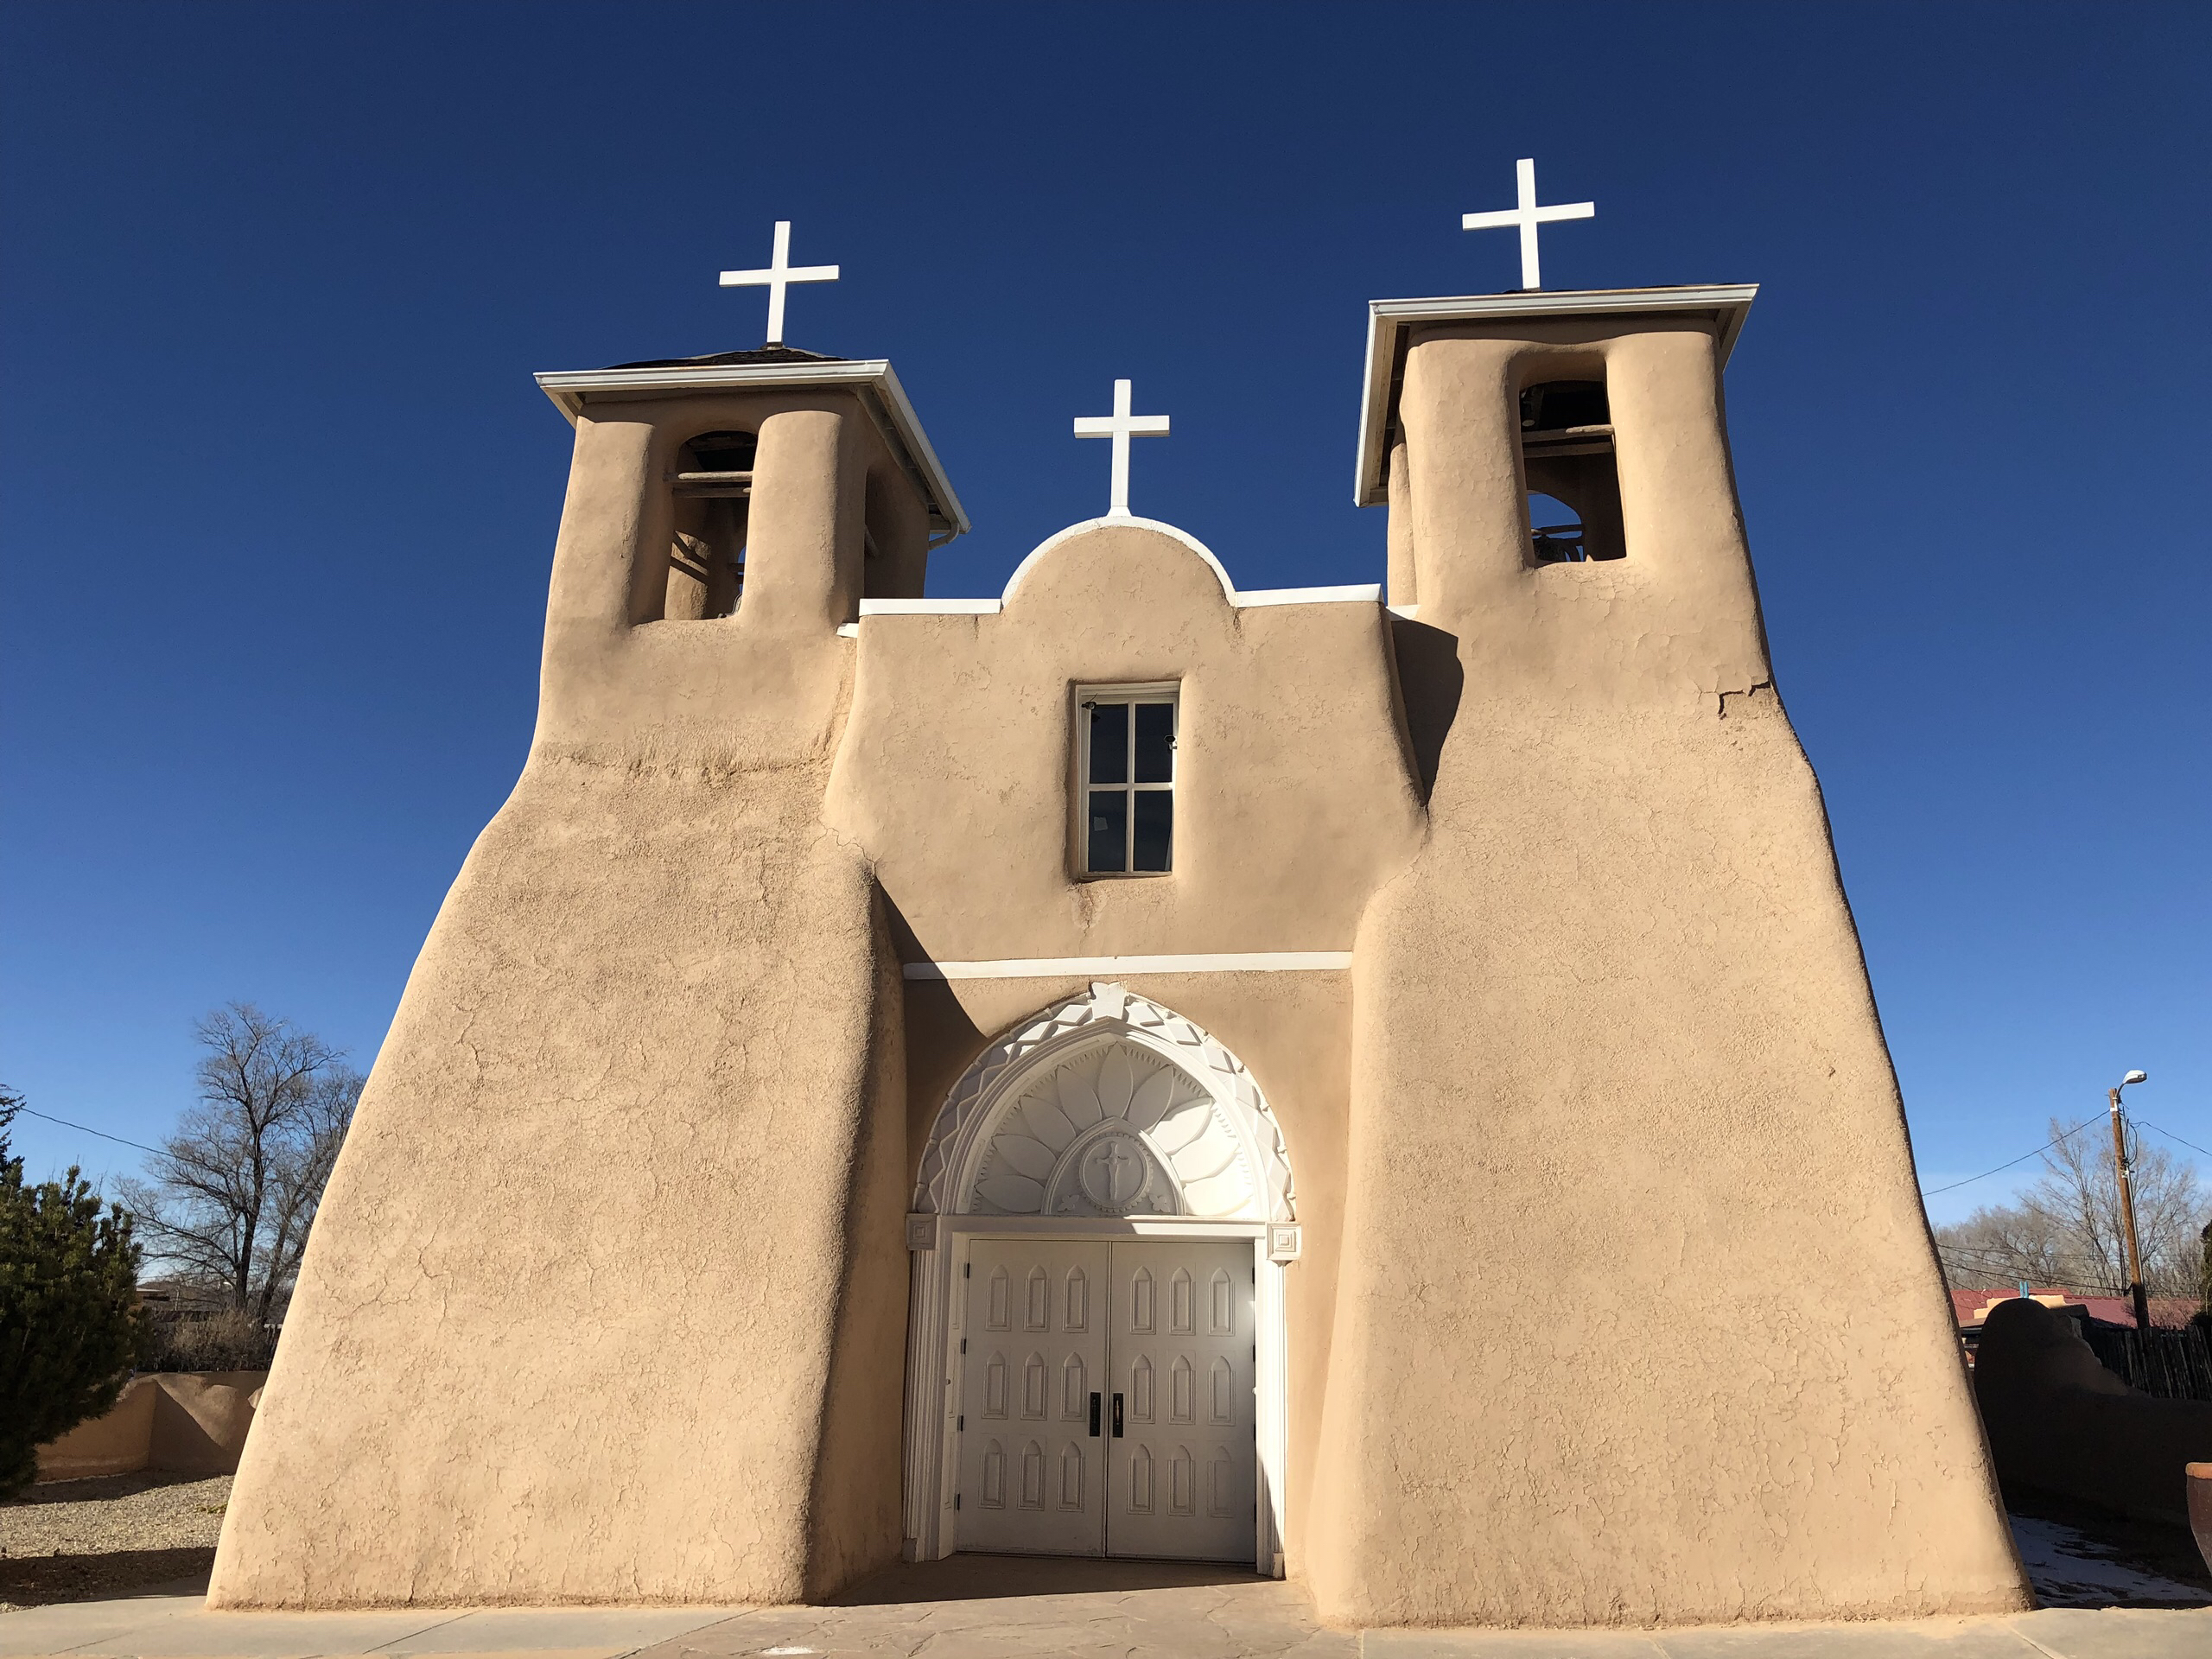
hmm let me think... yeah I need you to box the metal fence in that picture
[2081,1321,2212,1402]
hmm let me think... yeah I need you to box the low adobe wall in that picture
[1974,1296,2212,1527]
[35,1371,266,1483]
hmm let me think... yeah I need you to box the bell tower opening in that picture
[664,429,754,619]
[1519,378,1624,564]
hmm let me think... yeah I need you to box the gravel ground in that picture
[0,1472,231,1611]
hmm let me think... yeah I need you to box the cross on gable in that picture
[1072,378,1171,518]
[1461,159,1595,291]
[718,220,840,346]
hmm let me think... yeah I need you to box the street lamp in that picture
[2110,1070,2151,1333]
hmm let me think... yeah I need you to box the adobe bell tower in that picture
[1310,283,2029,1626]
[211,238,969,1605]
[528,345,964,759]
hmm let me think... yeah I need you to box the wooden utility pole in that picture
[2109,1084,2152,1333]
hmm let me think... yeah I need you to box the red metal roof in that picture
[1949,1287,2198,1331]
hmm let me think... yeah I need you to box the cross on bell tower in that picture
[718,220,840,346]
[1460,158,1596,290]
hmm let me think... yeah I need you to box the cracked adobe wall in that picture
[209,394,920,1608]
[1309,320,2031,1627]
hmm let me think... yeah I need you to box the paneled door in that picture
[955,1239,1109,1555]
[955,1237,1256,1562]
[1105,1240,1256,1562]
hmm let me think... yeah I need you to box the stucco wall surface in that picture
[826,519,1425,964]
[1306,323,2027,1627]
[36,1375,158,1480]
[1975,1296,2212,1527]
[209,756,903,1609]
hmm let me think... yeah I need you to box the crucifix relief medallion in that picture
[1046,1122,1175,1217]
[1078,1134,1150,1211]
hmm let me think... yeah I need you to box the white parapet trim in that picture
[1235,583,1382,607]
[904,950,1353,981]
[857,597,1003,616]
[851,571,1381,625]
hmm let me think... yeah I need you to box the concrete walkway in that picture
[1,1557,2206,1659]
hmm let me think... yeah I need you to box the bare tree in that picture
[1936,1116,2209,1301]
[119,1004,360,1324]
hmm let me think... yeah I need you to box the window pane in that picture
[1087,790,1128,873]
[1134,702,1175,784]
[1131,790,1173,873]
[1088,702,1128,785]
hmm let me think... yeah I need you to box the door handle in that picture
[1111,1392,1124,1438]
[1089,1392,1101,1437]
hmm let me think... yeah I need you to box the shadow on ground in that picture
[2003,1484,2212,1609]
[835,1551,1265,1605]
[2,1471,228,1611]
[0,1548,213,1611]
[5,1472,214,1508]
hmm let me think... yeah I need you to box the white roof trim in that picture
[532,357,970,540]
[848,525,1386,624]
[1353,283,1758,507]
[858,597,1001,616]
[1235,583,1381,607]
[906,950,1352,981]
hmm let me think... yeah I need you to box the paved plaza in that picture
[0,1556,2206,1659]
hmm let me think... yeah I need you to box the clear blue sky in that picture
[3,3,2205,1225]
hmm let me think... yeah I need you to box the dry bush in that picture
[140,1306,277,1374]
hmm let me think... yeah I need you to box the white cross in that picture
[718,220,839,346]
[1460,158,1595,291]
[1072,378,1170,518]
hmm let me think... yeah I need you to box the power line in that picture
[1919,1114,2101,1199]
[1932,1244,2127,1297]
[2138,1120,2212,1163]
[1937,1243,2059,1268]
[10,1106,162,1158]
[1936,1247,2094,1282]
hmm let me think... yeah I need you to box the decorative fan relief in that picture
[968,1039,1255,1219]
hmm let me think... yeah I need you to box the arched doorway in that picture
[901,982,1300,1573]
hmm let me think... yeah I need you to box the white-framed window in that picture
[1076,683,1178,876]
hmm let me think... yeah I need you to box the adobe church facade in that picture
[210,276,2031,1625]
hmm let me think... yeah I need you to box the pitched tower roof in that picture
[535,347,969,543]
[1353,283,1758,506]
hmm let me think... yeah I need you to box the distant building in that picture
[1951,1286,2198,1341]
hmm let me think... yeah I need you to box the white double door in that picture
[955,1236,1255,1562]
